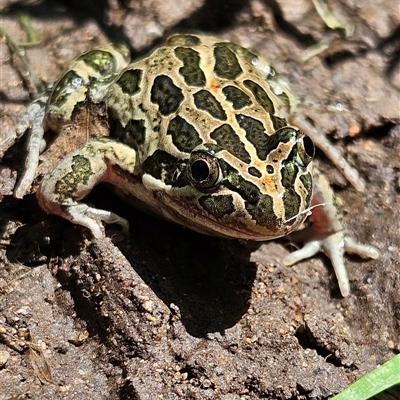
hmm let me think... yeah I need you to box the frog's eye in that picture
[296,134,315,167]
[187,150,222,192]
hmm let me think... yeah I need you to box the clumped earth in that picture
[0,1,399,399]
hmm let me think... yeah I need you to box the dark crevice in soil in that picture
[244,375,269,398]
[85,186,256,338]
[3,0,137,58]
[362,122,397,139]
[294,324,351,368]
[323,44,369,66]
[118,378,141,400]
[60,0,132,45]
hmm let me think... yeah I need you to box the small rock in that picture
[0,350,10,367]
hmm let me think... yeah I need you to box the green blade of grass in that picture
[331,354,400,400]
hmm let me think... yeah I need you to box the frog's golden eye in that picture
[296,134,315,167]
[187,150,222,192]
[303,136,315,158]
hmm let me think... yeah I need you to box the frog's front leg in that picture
[7,97,48,199]
[283,168,379,296]
[37,138,137,238]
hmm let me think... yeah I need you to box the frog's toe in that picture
[86,206,130,235]
[318,232,349,297]
[68,204,130,238]
[66,203,105,239]
[344,237,380,259]
[283,240,322,266]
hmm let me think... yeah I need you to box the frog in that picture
[10,34,379,297]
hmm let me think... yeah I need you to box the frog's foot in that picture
[13,97,48,199]
[283,230,379,297]
[64,203,130,238]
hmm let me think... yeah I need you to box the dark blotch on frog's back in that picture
[210,124,251,164]
[243,80,275,114]
[167,34,202,47]
[280,149,301,224]
[114,118,146,148]
[241,81,286,130]
[174,47,206,87]
[193,89,227,121]
[248,166,262,178]
[236,115,293,161]
[245,194,279,230]
[115,69,142,96]
[213,44,243,80]
[150,75,184,116]
[167,116,202,153]
[223,86,252,110]
[220,161,279,230]
[143,149,188,187]
[280,148,312,225]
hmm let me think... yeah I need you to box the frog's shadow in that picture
[110,190,259,337]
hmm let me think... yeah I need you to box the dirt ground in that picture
[0,0,399,399]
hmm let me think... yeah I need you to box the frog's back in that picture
[105,34,291,162]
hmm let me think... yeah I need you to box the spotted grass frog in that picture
[11,34,379,296]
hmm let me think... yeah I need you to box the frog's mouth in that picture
[157,188,304,241]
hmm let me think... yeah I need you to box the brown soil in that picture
[0,1,399,399]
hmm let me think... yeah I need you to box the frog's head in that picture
[143,126,314,240]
